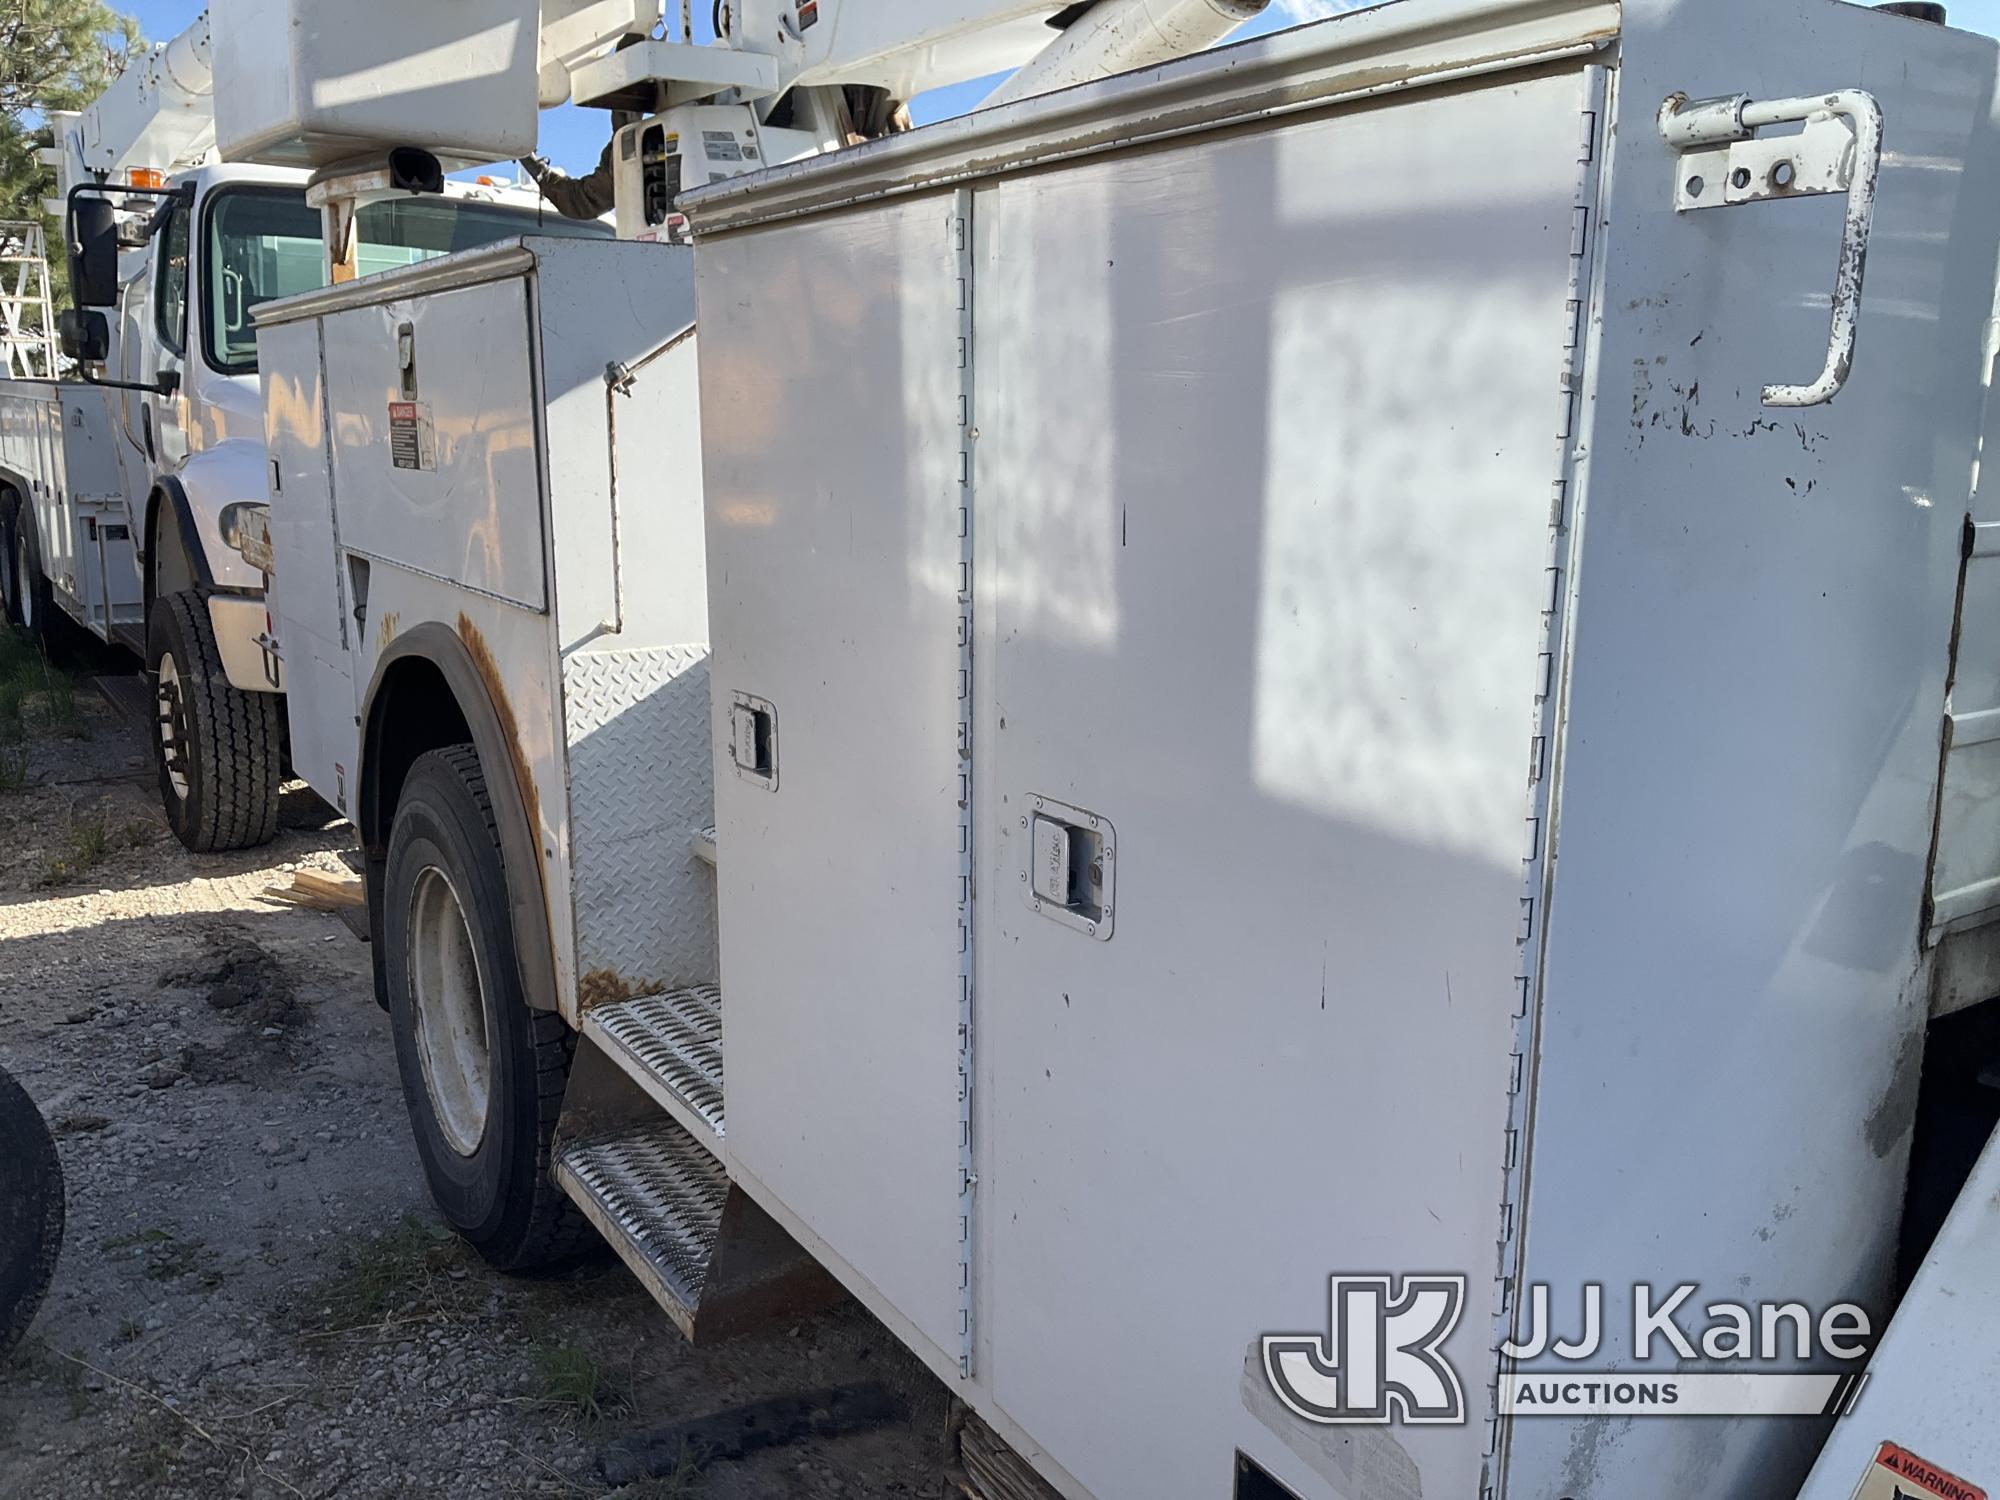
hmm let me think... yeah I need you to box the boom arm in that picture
[567,0,1274,122]
[40,16,216,208]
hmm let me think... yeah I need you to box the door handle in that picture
[1658,88,1885,408]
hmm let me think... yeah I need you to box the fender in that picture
[144,437,269,612]
[142,475,217,620]
[359,622,560,1016]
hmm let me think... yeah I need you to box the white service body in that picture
[681,0,2000,1496]
[0,380,140,640]
[257,235,717,1016]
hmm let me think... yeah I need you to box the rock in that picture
[206,982,245,1011]
[258,1136,286,1156]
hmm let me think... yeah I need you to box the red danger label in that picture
[1858,1443,1987,1500]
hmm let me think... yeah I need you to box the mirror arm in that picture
[76,367,183,397]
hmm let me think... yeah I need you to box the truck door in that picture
[143,197,191,471]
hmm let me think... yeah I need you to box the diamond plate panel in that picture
[563,645,719,992]
[590,986,726,1139]
[556,1120,727,1310]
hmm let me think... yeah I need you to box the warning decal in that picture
[388,401,436,472]
[1850,1442,1986,1500]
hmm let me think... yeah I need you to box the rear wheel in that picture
[0,498,18,627]
[0,1063,64,1360]
[384,745,586,1271]
[148,590,282,852]
[7,502,56,646]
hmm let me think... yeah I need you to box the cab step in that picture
[553,1117,840,1343]
[582,986,724,1153]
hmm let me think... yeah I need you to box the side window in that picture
[155,201,190,356]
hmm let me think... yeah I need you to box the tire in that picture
[0,1063,65,1361]
[148,590,282,852]
[0,498,19,628]
[384,745,586,1271]
[8,501,57,647]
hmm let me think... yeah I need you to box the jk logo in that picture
[1262,1275,1468,1426]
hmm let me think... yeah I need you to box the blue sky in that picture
[119,0,2000,173]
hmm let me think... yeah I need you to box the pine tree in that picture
[1,0,143,312]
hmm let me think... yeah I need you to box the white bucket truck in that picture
[0,8,611,850]
[248,0,2000,1497]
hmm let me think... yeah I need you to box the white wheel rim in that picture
[15,529,31,630]
[408,865,493,1157]
[156,651,190,803]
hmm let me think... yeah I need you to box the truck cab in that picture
[20,163,608,851]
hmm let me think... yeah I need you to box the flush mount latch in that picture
[729,691,778,790]
[1658,88,1884,408]
[1022,794,1114,941]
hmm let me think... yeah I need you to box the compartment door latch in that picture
[1022,795,1115,941]
[1658,88,1884,408]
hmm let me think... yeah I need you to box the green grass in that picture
[306,1214,471,1333]
[0,676,24,743]
[69,814,108,867]
[0,741,26,795]
[0,626,32,682]
[37,811,111,885]
[532,1342,626,1428]
[30,659,86,739]
[0,627,88,743]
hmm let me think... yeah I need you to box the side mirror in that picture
[57,308,110,364]
[67,195,119,308]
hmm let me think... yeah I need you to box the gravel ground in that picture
[0,657,951,1500]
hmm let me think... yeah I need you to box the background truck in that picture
[0,12,614,852]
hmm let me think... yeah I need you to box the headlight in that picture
[218,502,273,573]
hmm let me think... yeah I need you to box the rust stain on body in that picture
[456,612,542,865]
[578,968,647,1010]
[455,612,567,1017]
[376,609,400,652]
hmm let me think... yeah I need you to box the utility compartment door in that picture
[321,276,545,614]
[261,314,357,810]
[971,70,1595,1500]
[699,194,970,1364]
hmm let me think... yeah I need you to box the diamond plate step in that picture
[555,1119,728,1338]
[584,986,724,1154]
[554,1117,846,1345]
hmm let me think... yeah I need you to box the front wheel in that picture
[148,591,282,852]
[384,745,586,1271]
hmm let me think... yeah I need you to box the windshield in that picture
[203,187,612,374]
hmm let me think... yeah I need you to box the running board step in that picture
[554,1118,840,1343]
[583,986,724,1153]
